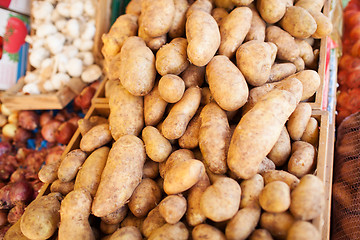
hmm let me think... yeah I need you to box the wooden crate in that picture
[1,0,111,111]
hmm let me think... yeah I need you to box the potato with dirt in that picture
[181,64,205,88]
[80,123,112,152]
[291,70,321,101]
[257,0,288,24]
[50,180,74,196]
[102,206,128,225]
[259,181,291,213]
[288,141,316,178]
[159,194,187,224]
[192,224,226,240]
[267,127,291,167]
[169,0,189,38]
[245,4,266,42]
[178,107,202,149]
[58,149,87,182]
[142,126,172,162]
[268,63,297,83]
[260,211,295,239]
[301,117,319,146]
[158,75,186,103]
[287,103,312,141]
[109,226,142,240]
[262,170,300,190]
[287,221,321,240]
[142,206,167,238]
[144,84,168,126]
[240,174,264,208]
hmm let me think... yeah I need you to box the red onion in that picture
[41,120,62,143]
[9,181,34,204]
[18,111,39,130]
[0,142,11,157]
[10,169,26,183]
[7,202,25,224]
[0,185,13,209]
[0,210,7,227]
[40,111,53,127]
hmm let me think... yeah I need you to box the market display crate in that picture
[0,0,112,110]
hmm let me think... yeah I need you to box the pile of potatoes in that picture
[5,0,332,239]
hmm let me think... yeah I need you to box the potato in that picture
[38,159,61,184]
[287,221,321,240]
[4,220,29,240]
[80,123,112,152]
[78,116,108,136]
[169,0,189,38]
[339,160,359,186]
[119,37,156,96]
[291,71,320,101]
[144,84,167,126]
[290,174,325,220]
[178,108,201,149]
[148,222,189,240]
[267,127,291,167]
[301,117,319,146]
[199,102,230,174]
[162,87,201,140]
[59,189,94,240]
[225,206,261,240]
[257,0,288,24]
[120,214,144,230]
[186,0,213,18]
[280,6,317,38]
[219,7,252,58]
[233,0,254,6]
[214,0,234,10]
[102,206,128,225]
[143,160,159,179]
[236,40,277,86]
[266,26,300,62]
[100,221,119,235]
[158,75,186,103]
[92,135,146,217]
[142,126,172,163]
[126,0,142,16]
[164,159,205,194]
[258,157,276,174]
[20,192,61,239]
[192,224,226,240]
[201,87,214,105]
[58,149,87,182]
[240,174,264,208]
[159,195,187,224]
[288,141,316,178]
[156,38,189,76]
[141,0,175,37]
[249,229,274,240]
[50,179,74,196]
[181,64,205,88]
[160,149,194,178]
[138,14,167,51]
[228,89,297,179]
[295,39,317,69]
[186,11,220,67]
[268,63,297,83]
[211,8,229,26]
[101,14,138,60]
[201,177,241,222]
[109,82,144,140]
[295,0,325,12]
[207,55,248,111]
[287,103,312,141]
[109,226,142,240]
[142,207,166,237]
[332,181,353,208]
[245,4,266,41]
[128,178,162,218]
[308,10,333,39]
[74,147,109,197]
[262,170,300,190]
[259,181,290,213]
[260,211,295,240]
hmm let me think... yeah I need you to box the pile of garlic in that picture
[23,0,102,94]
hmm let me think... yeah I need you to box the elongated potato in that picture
[207,55,249,111]
[228,89,297,179]
[142,126,172,162]
[162,87,201,140]
[38,159,61,184]
[126,0,142,16]
[260,211,295,239]
[92,135,146,217]
[20,193,61,240]
[287,103,312,141]
[128,178,162,218]
[58,149,87,182]
[148,222,189,240]
[143,160,159,179]
[245,5,266,42]
[80,123,112,152]
[169,0,189,38]
[142,207,166,238]
[257,0,288,24]
[262,170,300,190]
[219,7,252,58]
[232,0,254,6]
[119,36,156,96]
[280,6,317,38]
[59,189,94,240]
[309,10,333,39]
[268,127,291,167]
[199,102,230,174]
[156,38,189,76]
[178,108,202,149]
[159,195,187,224]
[120,213,144,230]
[236,40,277,86]
[160,149,194,178]
[291,70,320,101]
[225,206,261,240]
[186,0,212,18]
[110,226,142,240]
[158,75,186,103]
[78,116,108,136]
[192,224,226,240]
[144,84,167,126]
[50,179,74,196]
[181,64,205,88]
[101,206,128,225]
[287,221,321,240]
[288,141,316,178]
[109,82,143,140]
[240,174,264,208]
[186,11,220,67]
[259,181,291,213]
[138,14,167,51]
[212,8,229,26]
[201,177,241,222]
[249,229,274,240]
[4,220,29,240]
[301,117,319,146]
[295,39,317,69]
[295,0,325,12]
[268,63,297,83]
[74,147,109,197]
[100,221,119,235]
[141,0,175,37]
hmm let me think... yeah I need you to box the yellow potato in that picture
[79,123,112,152]
[268,127,291,167]
[181,64,205,88]
[179,107,202,149]
[309,10,333,39]
[259,181,291,213]
[288,141,316,178]
[295,39,317,69]
[268,63,297,83]
[169,0,189,38]
[262,170,300,190]
[144,83,168,126]
[148,222,189,240]
[142,207,166,238]
[101,206,128,225]
[50,179,74,196]
[257,0,288,24]
[245,4,266,42]
[287,103,312,141]
[260,211,295,240]
[233,0,255,6]
[301,117,319,146]
[160,149,194,178]
[38,159,61,184]
[192,224,226,240]
[289,70,320,101]
[120,213,144,231]
[295,0,325,12]
[138,14,167,51]
[158,75,186,103]
[78,116,108,136]
[186,0,213,18]
[142,126,172,162]
[125,0,142,16]
[109,226,142,240]
[249,229,274,240]
[211,8,229,26]
[287,221,321,240]
[159,195,187,224]
[240,174,264,208]
[4,220,29,240]
[58,149,87,182]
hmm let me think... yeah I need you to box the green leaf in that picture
[4,51,19,62]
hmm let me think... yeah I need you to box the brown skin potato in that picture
[295,0,325,12]
[169,0,189,38]
[178,107,202,149]
[232,0,254,6]
[92,136,146,217]
[128,178,162,218]
[156,38,189,76]
[59,189,94,240]
[211,8,229,26]
[259,181,291,213]
[207,55,249,111]
[257,0,288,24]
[291,70,321,101]
[262,170,300,190]
[138,14,167,51]
[159,195,187,224]
[100,221,119,235]
[201,177,241,222]
[120,214,144,230]
[148,222,189,240]
[160,149,194,178]
[143,160,159,179]
[260,211,295,240]
[199,102,230,174]
[142,206,166,237]
[240,174,264,208]
[101,206,128,225]
[192,224,226,240]
[249,229,274,240]
[38,159,61,184]
[268,127,291,167]
[268,63,297,83]
[125,0,142,16]
[219,7,252,58]
[109,226,142,240]
[288,141,316,178]
[186,11,220,67]
[4,220,29,240]
[50,180,74,196]
[80,123,112,152]
[74,147,109,197]
[301,117,319,146]
[158,75,186,103]
[245,4,266,42]
[162,87,201,140]
[144,83,167,126]
[142,126,172,162]
[290,174,325,220]
[225,205,261,240]
[309,10,333,39]
[228,90,297,179]
[287,103,312,141]
[181,64,205,88]
[258,157,276,174]
[141,0,175,37]
[295,39,317,69]
[20,193,61,240]
[201,87,214,106]
[186,0,212,18]
[287,221,321,240]
[58,149,87,182]
[109,82,144,140]
[214,0,234,10]
[78,116,108,136]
